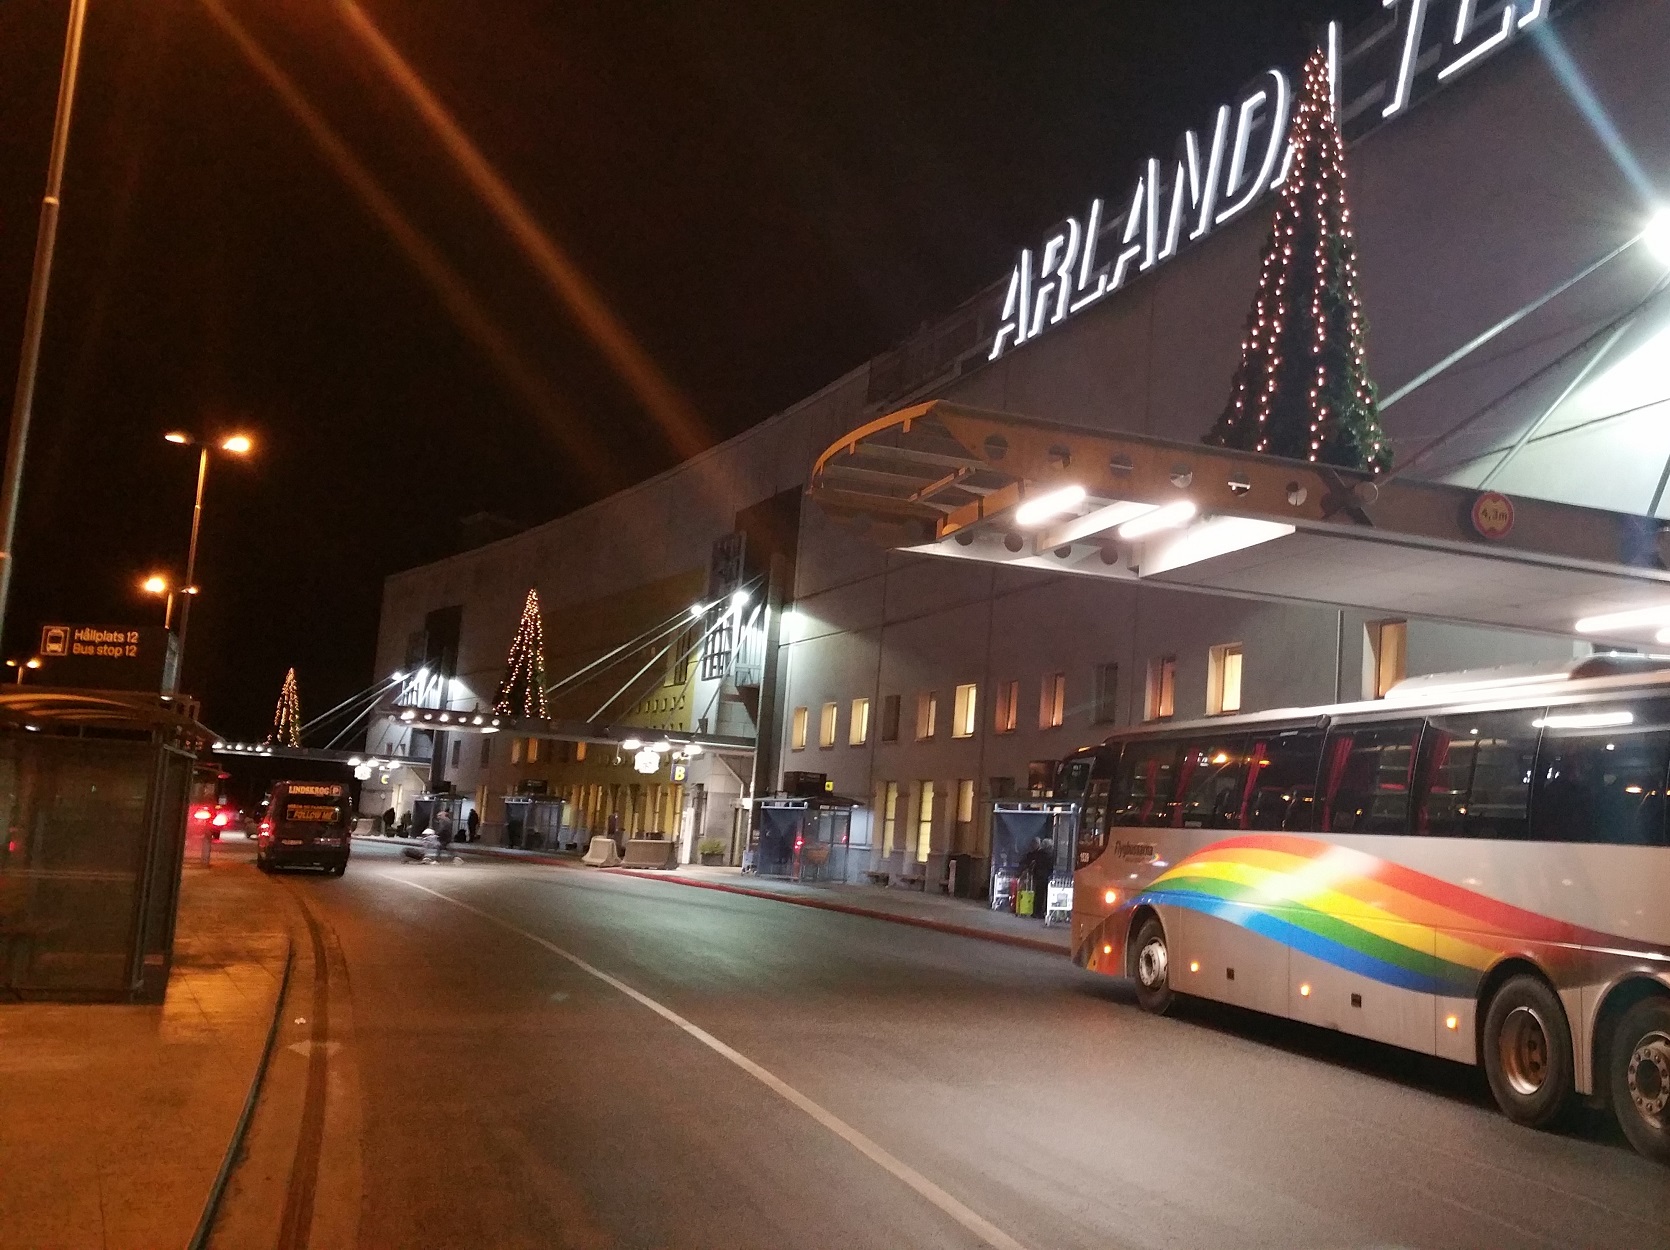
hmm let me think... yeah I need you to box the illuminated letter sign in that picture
[989,0,1557,361]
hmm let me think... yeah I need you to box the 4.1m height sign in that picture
[989,0,1562,361]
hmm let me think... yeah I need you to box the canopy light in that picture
[1646,208,1670,267]
[730,589,751,609]
[1118,499,1197,540]
[689,602,706,618]
[1532,711,1635,729]
[1014,483,1087,527]
[651,740,672,753]
[391,669,405,681]
[620,737,643,750]
[1573,604,1670,634]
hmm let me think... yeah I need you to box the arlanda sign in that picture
[989,0,1562,361]
[38,623,179,693]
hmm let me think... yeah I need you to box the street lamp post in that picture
[5,657,42,684]
[162,432,252,692]
[0,0,91,647]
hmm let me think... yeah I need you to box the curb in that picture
[604,868,1067,957]
[186,936,296,1250]
[409,839,1066,957]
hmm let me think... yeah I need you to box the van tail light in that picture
[259,820,273,835]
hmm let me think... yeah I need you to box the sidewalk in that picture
[438,839,1069,954]
[0,852,291,1250]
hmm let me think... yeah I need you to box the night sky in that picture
[0,0,1373,739]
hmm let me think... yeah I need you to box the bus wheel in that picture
[1482,975,1573,1129]
[1608,996,1670,1164]
[1132,916,1174,1015]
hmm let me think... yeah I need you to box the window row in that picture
[876,778,983,863]
[1093,698,1670,846]
[790,671,1084,751]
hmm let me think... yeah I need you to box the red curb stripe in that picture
[604,868,1066,957]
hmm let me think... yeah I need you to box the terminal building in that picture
[362,0,1670,888]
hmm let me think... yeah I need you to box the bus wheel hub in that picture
[1138,941,1167,988]
[1627,1033,1670,1122]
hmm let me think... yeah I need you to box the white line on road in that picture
[396,878,1031,1250]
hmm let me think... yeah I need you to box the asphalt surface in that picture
[246,839,1669,1250]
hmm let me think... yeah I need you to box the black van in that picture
[257,780,352,875]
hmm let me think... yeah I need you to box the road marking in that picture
[397,878,1031,1250]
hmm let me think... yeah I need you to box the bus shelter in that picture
[0,689,208,1002]
[753,797,857,881]
[989,800,1078,925]
[503,795,566,849]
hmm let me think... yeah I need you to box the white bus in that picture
[1070,656,1670,1163]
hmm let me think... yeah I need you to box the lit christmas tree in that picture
[493,589,550,719]
[268,667,302,747]
[1205,45,1389,473]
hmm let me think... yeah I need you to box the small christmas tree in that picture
[1205,45,1389,473]
[268,667,302,747]
[493,589,550,719]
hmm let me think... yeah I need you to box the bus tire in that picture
[1482,974,1574,1129]
[1608,995,1670,1164]
[1131,915,1174,1016]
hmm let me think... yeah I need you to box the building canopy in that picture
[809,401,1670,649]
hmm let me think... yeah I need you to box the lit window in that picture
[956,778,975,824]
[791,706,809,751]
[916,692,938,741]
[575,741,587,762]
[511,738,523,764]
[1366,620,1407,699]
[849,697,871,746]
[882,781,899,855]
[1040,672,1066,729]
[952,683,978,738]
[1145,656,1176,720]
[1208,644,1243,715]
[527,738,540,763]
[995,680,1019,733]
[916,781,935,863]
[819,701,838,748]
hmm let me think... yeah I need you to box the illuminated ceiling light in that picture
[1573,604,1670,634]
[391,670,405,681]
[683,743,702,755]
[348,757,363,766]
[1037,499,1156,548]
[1138,515,1294,576]
[620,737,642,750]
[1532,711,1634,729]
[1117,499,1197,540]
[730,589,751,609]
[1645,208,1670,266]
[651,740,672,753]
[399,710,415,721]
[689,602,706,619]
[1014,483,1087,527]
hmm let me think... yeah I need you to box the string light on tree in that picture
[1205,45,1390,473]
[268,667,302,748]
[493,589,550,719]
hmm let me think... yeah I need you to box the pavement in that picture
[284,839,1667,1249]
[0,835,291,1250]
[384,835,1071,953]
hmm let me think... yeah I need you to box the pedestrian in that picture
[397,811,412,837]
[466,808,480,843]
[436,809,455,860]
[382,806,396,835]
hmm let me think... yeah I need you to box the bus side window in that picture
[1322,723,1423,834]
[1530,701,1670,845]
[1172,738,1250,828]
[1244,730,1324,831]
[1110,740,1182,827]
[1416,711,1538,839]
[1077,778,1112,864]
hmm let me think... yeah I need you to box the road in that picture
[215,838,1669,1250]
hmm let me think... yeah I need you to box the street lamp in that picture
[162,431,254,692]
[139,573,195,629]
[5,656,41,684]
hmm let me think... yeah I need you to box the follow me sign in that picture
[990,0,1560,360]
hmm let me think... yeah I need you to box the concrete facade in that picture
[365,0,1670,884]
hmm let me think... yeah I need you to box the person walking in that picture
[466,807,480,843]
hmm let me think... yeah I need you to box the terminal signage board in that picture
[989,0,1569,361]
[37,623,178,693]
